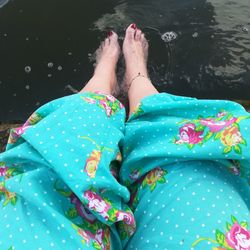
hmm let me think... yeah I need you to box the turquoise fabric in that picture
[0,92,135,250]
[0,92,250,250]
[121,93,250,250]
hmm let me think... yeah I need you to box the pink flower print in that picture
[84,190,111,220]
[100,100,112,117]
[217,111,228,118]
[77,228,90,245]
[176,123,203,144]
[106,95,116,103]
[229,165,240,176]
[116,211,135,226]
[14,124,30,137]
[94,229,105,249]
[119,102,124,109]
[200,117,237,133]
[226,223,250,250]
[84,97,96,104]
[70,193,96,223]
[129,169,140,181]
[0,166,8,176]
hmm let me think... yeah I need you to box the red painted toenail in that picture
[131,23,137,29]
[108,31,113,37]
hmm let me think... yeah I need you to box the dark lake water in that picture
[0,0,249,122]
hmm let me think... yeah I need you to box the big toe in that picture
[125,24,137,41]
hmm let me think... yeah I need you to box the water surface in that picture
[0,0,249,121]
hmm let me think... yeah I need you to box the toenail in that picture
[131,23,137,29]
[108,31,113,37]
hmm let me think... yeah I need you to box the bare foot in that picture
[123,24,158,115]
[80,31,120,95]
[123,24,149,89]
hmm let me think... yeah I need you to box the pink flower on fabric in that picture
[14,125,29,136]
[106,95,116,103]
[217,111,228,118]
[119,102,124,109]
[99,100,112,117]
[77,228,90,245]
[116,211,135,226]
[84,190,111,220]
[177,123,203,144]
[226,223,250,250]
[0,166,8,176]
[94,229,105,249]
[200,117,237,133]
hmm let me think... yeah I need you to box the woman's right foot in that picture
[123,24,158,116]
[123,23,149,89]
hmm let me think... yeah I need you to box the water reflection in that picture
[0,0,249,122]
[0,0,9,8]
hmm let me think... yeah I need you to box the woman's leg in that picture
[123,24,158,116]
[80,31,120,95]
[121,24,250,250]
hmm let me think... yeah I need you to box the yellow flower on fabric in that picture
[220,125,243,147]
[84,150,101,178]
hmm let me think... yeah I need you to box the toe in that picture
[125,23,137,41]
[109,31,118,43]
[104,37,110,46]
[135,29,142,41]
[141,33,149,48]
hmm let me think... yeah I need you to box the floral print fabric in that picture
[0,92,132,250]
[121,93,250,249]
[0,91,250,250]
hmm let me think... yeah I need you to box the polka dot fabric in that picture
[0,92,133,250]
[1,91,250,250]
[121,93,250,249]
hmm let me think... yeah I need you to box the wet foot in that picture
[92,31,120,94]
[123,24,149,89]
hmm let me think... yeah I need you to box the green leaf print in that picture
[158,177,166,184]
[234,122,240,130]
[8,247,14,250]
[224,113,233,120]
[233,145,242,154]
[187,144,194,149]
[3,199,9,207]
[240,221,248,229]
[92,241,102,250]
[142,181,146,188]
[107,208,117,222]
[195,124,205,132]
[223,146,232,154]
[10,195,17,205]
[226,222,232,231]
[215,229,226,245]
[0,162,5,166]
[231,215,238,224]
[214,131,222,140]
[65,208,78,219]
[150,183,156,192]
[203,131,213,142]
[241,138,247,145]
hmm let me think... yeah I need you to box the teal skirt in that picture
[0,92,249,250]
